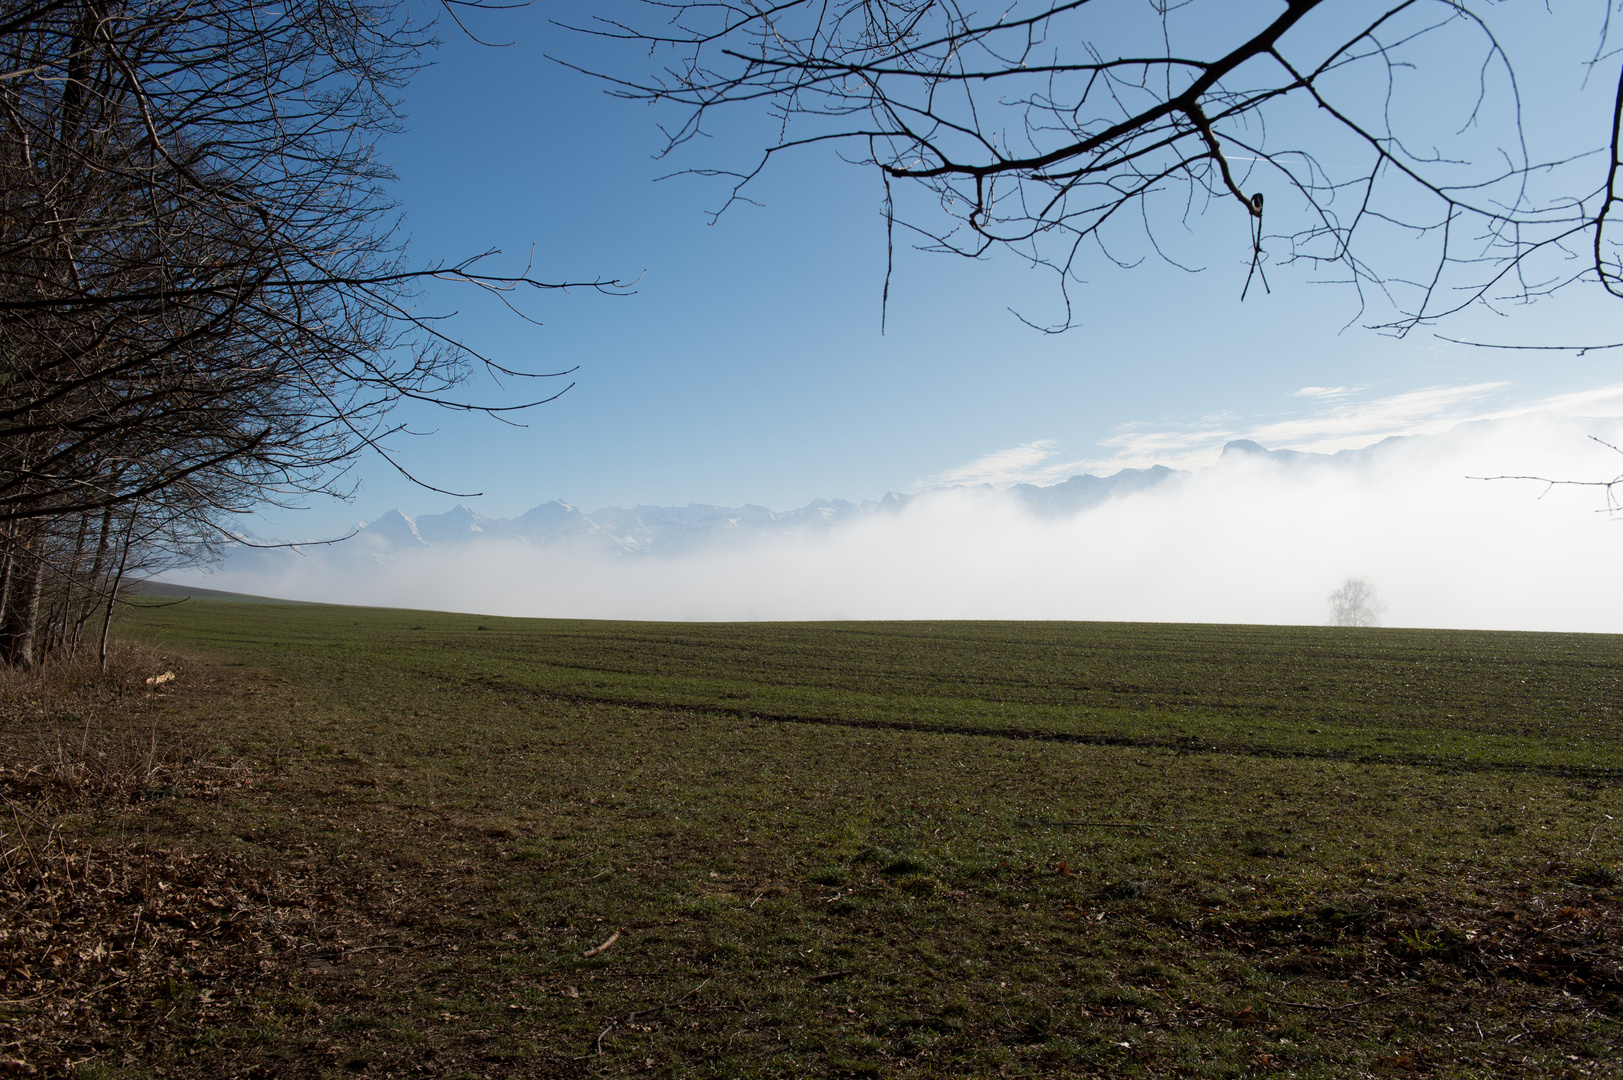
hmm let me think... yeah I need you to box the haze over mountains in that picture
[344,464,1179,560]
[167,413,1623,631]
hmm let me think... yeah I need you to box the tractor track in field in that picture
[441,672,1623,784]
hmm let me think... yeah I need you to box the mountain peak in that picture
[358,509,425,547]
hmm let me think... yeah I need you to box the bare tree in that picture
[574,1,1618,331]
[1328,576,1385,628]
[0,0,623,526]
[0,0,624,666]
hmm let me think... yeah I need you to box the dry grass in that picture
[0,644,242,813]
[0,646,263,1077]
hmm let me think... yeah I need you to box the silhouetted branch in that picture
[1471,439,1623,516]
[571,1,1618,333]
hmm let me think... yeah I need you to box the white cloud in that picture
[925,378,1620,488]
[913,438,1061,488]
[1527,383,1623,419]
[1235,381,1512,454]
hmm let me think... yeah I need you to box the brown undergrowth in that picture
[0,647,256,1075]
[0,651,489,1078]
[0,834,487,1078]
[0,644,231,812]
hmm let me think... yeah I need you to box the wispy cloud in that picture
[1526,383,1623,418]
[1292,385,1361,399]
[914,439,1062,488]
[919,379,1623,488]
[1223,381,1513,455]
[1089,381,1519,471]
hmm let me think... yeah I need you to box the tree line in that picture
[0,0,606,667]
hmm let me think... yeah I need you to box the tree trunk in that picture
[71,507,114,656]
[99,511,136,673]
[14,547,47,668]
[0,520,15,633]
[37,513,88,659]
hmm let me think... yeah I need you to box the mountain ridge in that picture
[348,463,1188,559]
[223,414,1598,566]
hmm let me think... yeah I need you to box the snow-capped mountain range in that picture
[207,414,1623,575]
[342,464,1181,559]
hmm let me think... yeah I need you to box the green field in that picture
[5,599,1620,1078]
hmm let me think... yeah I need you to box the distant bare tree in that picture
[1328,576,1385,628]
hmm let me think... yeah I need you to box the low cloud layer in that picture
[169,411,1623,632]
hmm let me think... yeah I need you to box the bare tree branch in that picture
[570,1,1617,333]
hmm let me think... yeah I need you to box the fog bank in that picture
[169,413,1623,632]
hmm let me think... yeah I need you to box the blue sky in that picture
[251,1,1623,539]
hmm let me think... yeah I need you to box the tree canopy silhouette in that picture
[575,1,1619,332]
[0,0,620,665]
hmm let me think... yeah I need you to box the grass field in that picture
[3,599,1620,1078]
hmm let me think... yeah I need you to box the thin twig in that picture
[582,930,620,958]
